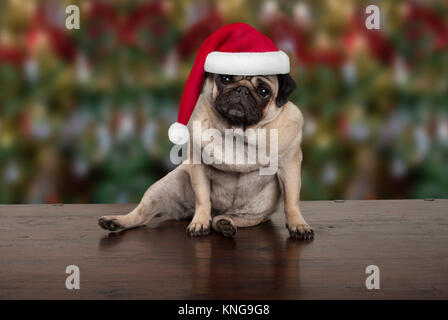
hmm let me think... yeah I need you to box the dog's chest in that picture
[205,166,280,217]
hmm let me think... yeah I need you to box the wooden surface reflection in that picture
[1,200,447,299]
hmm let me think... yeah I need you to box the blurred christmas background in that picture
[0,0,447,204]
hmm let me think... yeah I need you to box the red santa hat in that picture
[168,23,290,144]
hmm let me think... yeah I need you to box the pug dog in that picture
[98,73,313,240]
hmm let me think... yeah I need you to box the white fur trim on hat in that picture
[204,51,290,75]
[168,122,189,145]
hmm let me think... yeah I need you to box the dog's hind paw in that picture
[186,220,211,237]
[98,216,124,232]
[286,223,314,240]
[215,219,237,238]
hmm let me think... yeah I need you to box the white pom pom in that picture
[168,122,190,145]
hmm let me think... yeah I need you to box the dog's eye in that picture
[220,75,232,84]
[257,86,271,98]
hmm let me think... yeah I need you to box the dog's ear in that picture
[276,74,296,107]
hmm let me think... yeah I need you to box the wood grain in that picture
[0,200,447,299]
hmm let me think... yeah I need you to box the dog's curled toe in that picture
[186,221,211,237]
[98,217,124,232]
[215,219,237,238]
[286,223,314,240]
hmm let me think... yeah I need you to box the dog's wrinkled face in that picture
[206,73,296,127]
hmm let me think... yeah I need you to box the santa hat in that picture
[168,23,290,144]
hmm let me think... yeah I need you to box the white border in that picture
[204,51,290,75]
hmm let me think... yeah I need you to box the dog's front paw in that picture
[98,216,124,232]
[286,223,314,240]
[186,219,211,237]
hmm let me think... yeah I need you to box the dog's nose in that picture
[236,86,249,98]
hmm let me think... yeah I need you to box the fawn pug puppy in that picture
[98,73,313,240]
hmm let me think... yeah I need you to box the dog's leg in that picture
[98,165,194,232]
[98,203,149,232]
[186,164,212,237]
[277,150,314,240]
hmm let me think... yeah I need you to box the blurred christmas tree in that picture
[0,0,447,204]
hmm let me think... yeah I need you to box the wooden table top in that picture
[1,200,447,299]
